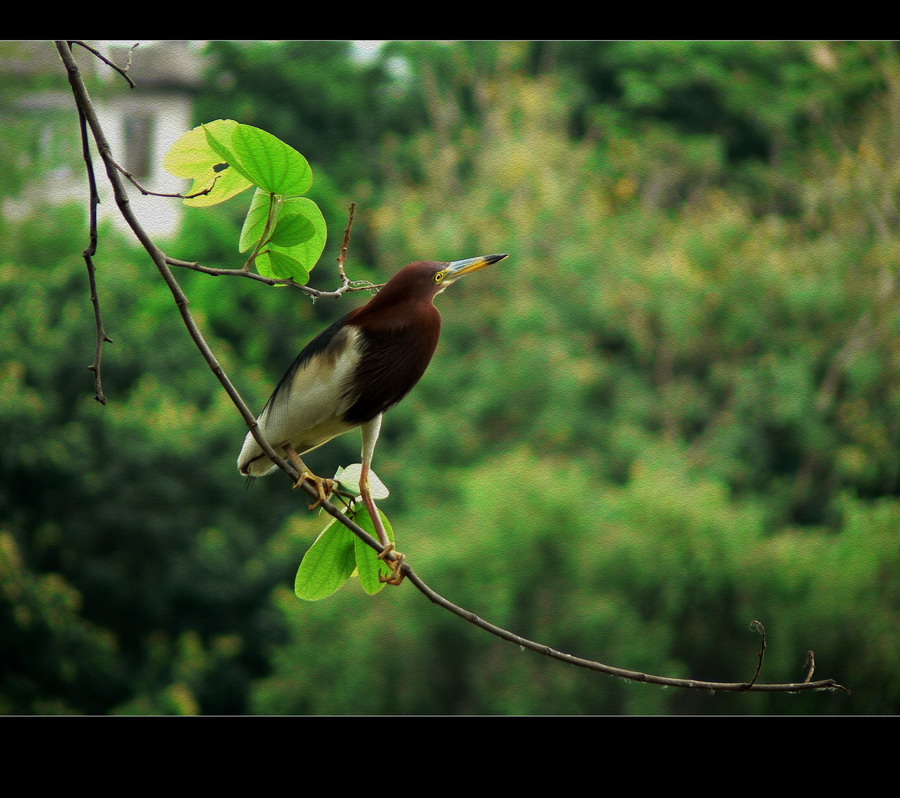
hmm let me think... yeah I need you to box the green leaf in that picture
[275,197,327,271]
[353,506,396,595]
[166,120,314,207]
[230,124,313,196]
[294,518,356,601]
[202,120,256,185]
[270,213,315,247]
[163,120,252,207]
[260,250,311,283]
[167,120,325,281]
[333,463,390,500]
[238,188,275,254]
[240,194,325,283]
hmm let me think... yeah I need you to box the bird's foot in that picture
[377,543,406,586]
[293,472,336,510]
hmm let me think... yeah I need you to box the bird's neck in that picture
[352,290,440,334]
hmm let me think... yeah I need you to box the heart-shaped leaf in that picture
[295,518,357,601]
[164,119,252,207]
[270,213,316,247]
[353,507,396,595]
[260,250,311,283]
[229,125,313,196]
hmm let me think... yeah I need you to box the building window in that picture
[124,112,154,180]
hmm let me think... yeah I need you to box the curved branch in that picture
[164,255,380,297]
[112,158,222,199]
[69,40,138,88]
[337,202,355,282]
[404,568,843,693]
[71,52,112,404]
[56,41,848,697]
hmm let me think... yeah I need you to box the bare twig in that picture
[57,40,848,697]
[164,255,378,297]
[163,200,380,297]
[333,202,385,294]
[121,43,139,73]
[746,620,767,688]
[803,650,816,684]
[331,202,382,295]
[402,565,844,694]
[84,253,111,404]
[74,68,112,404]
[68,40,137,88]
[112,159,221,199]
[337,202,356,283]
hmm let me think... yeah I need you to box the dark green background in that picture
[1,41,897,714]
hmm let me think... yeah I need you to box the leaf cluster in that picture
[165,119,326,282]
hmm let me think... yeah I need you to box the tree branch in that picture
[164,254,379,297]
[746,619,767,688]
[112,157,222,199]
[69,40,138,88]
[74,70,111,404]
[399,566,845,693]
[56,40,847,697]
[337,202,355,283]
[161,199,382,297]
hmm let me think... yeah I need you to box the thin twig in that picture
[746,620,767,688]
[68,40,137,88]
[122,43,139,73]
[58,40,849,697]
[84,253,111,404]
[164,256,379,297]
[337,202,356,283]
[112,159,221,199]
[803,650,816,684]
[402,566,844,694]
[74,59,112,404]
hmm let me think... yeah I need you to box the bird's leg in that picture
[360,416,405,585]
[284,444,335,510]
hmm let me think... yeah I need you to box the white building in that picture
[5,41,205,239]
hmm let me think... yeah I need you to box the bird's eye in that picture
[434,271,445,283]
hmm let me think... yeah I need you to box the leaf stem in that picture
[244,192,283,271]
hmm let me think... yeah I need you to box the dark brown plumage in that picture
[236,253,508,582]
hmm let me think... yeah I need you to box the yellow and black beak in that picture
[443,253,508,284]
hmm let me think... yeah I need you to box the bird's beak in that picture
[444,253,508,281]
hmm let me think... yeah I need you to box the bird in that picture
[238,253,509,583]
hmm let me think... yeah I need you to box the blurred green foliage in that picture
[2,41,899,714]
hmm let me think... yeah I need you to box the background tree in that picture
[1,41,897,714]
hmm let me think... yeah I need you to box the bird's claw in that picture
[377,543,406,586]
[293,473,336,510]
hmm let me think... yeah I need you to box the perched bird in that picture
[238,253,508,582]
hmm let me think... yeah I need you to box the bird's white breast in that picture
[237,326,364,477]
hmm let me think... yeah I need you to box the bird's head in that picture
[431,253,509,294]
[377,254,509,304]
